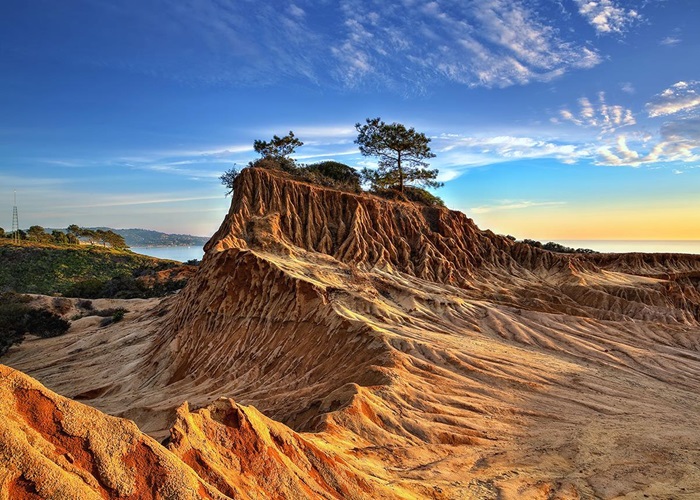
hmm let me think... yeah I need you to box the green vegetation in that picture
[0,240,181,295]
[254,131,304,163]
[64,273,188,299]
[0,292,70,356]
[220,167,240,196]
[9,225,205,248]
[8,224,125,248]
[222,121,443,206]
[520,239,598,254]
[355,117,441,193]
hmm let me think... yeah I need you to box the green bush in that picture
[52,297,73,315]
[0,292,70,355]
[371,186,445,207]
[245,160,362,194]
[520,239,598,254]
[302,161,362,192]
[24,310,70,338]
[64,279,107,298]
[248,156,298,173]
[98,307,127,327]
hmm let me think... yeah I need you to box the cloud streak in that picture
[471,200,566,214]
[646,81,700,117]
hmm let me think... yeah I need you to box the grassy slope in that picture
[0,241,177,295]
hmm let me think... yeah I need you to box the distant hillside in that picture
[89,228,210,247]
[0,240,184,295]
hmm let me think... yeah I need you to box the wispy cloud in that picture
[331,0,601,89]
[471,200,566,214]
[573,0,641,35]
[430,133,594,180]
[620,82,635,94]
[54,195,222,210]
[646,81,700,117]
[557,92,635,134]
[660,36,682,46]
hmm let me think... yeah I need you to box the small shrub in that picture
[302,161,362,192]
[98,308,126,328]
[112,308,126,323]
[371,186,445,207]
[77,299,93,310]
[64,279,107,298]
[402,186,445,207]
[520,239,598,254]
[24,310,70,338]
[0,292,70,355]
[248,156,298,173]
[52,297,73,315]
[92,307,128,318]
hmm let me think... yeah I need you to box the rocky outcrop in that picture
[201,168,700,323]
[0,365,223,500]
[167,398,393,499]
[0,365,396,499]
[207,167,514,285]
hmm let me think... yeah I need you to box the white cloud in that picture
[660,36,681,46]
[620,82,635,94]
[471,200,566,214]
[331,0,601,89]
[434,133,594,171]
[595,118,700,167]
[54,195,223,210]
[559,92,635,134]
[287,4,306,19]
[573,0,641,34]
[647,81,700,117]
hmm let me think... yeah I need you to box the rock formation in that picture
[3,166,700,498]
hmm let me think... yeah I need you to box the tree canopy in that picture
[355,117,440,193]
[253,131,303,160]
[220,167,240,196]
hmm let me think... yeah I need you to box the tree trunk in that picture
[397,152,403,193]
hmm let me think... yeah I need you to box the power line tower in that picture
[11,190,20,244]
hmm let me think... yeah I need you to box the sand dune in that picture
[3,167,700,498]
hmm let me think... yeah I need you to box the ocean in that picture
[130,246,205,262]
[552,240,700,255]
[130,241,700,262]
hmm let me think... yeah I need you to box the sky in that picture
[1,0,699,242]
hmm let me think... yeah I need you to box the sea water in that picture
[130,246,205,262]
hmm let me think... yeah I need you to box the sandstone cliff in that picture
[3,166,700,499]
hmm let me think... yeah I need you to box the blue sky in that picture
[1,0,699,240]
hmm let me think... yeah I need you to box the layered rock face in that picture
[4,166,700,499]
